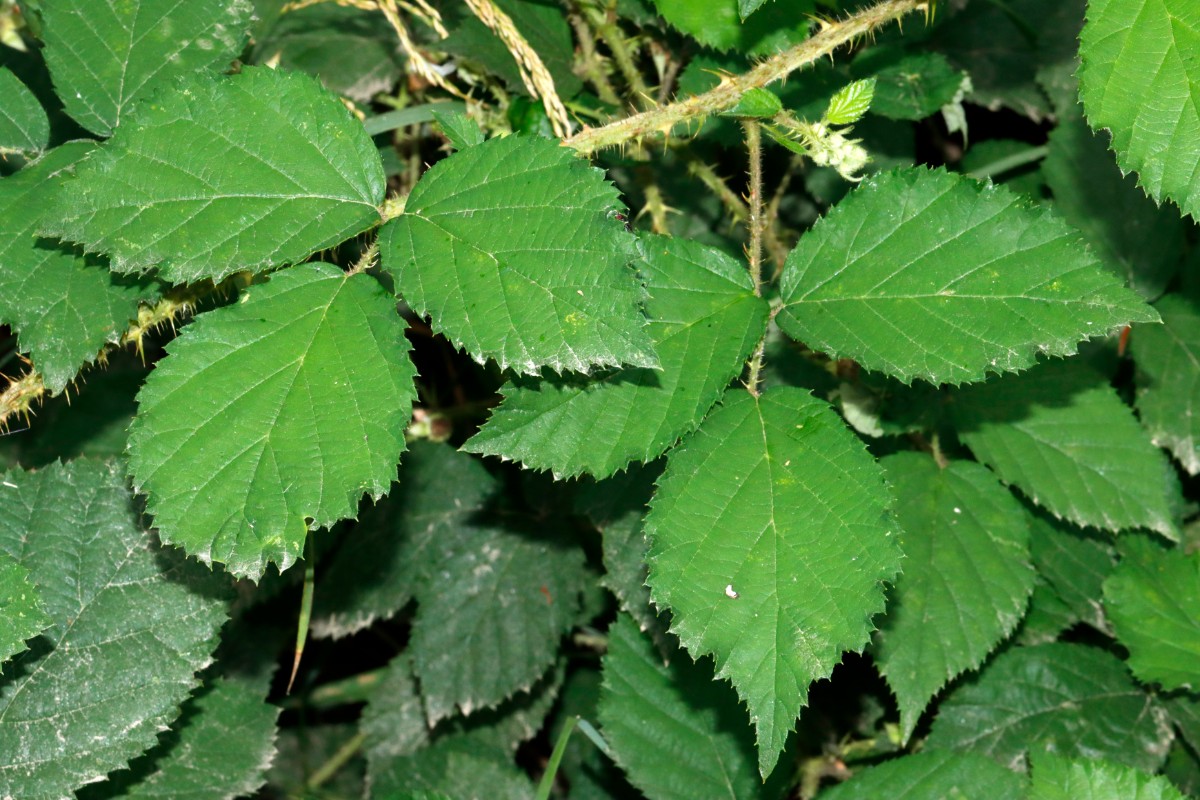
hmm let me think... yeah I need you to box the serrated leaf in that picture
[873,454,1035,743]
[43,67,386,284]
[1134,295,1200,474]
[598,613,788,800]
[0,142,160,394]
[739,0,770,20]
[926,642,1172,772]
[1030,753,1188,800]
[721,87,783,119]
[1078,0,1200,218]
[952,358,1177,537]
[380,135,656,374]
[645,387,900,776]
[1028,510,1115,632]
[465,236,767,478]
[0,67,48,154]
[825,78,876,125]
[433,108,485,150]
[649,0,816,55]
[0,460,228,799]
[818,750,1027,800]
[1165,694,1200,758]
[0,553,50,665]
[777,167,1157,384]
[127,263,416,580]
[1104,536,1200,691]
[855,52,966,122]
[1044,116,1186,299]
[371,736,535,800]
[361,655,432,765]
[39,0,253,136]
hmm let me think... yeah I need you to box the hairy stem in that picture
[743,121,768,398]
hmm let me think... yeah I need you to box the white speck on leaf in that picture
[725,584,739,599]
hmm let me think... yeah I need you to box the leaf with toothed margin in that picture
[777,167,1157,385]
[0,460,228,800]
[1030,753,1189,800]
[1132,294,1200,475]
[0,68,48,155]
[378,134,657,375]
[0,553,50,665]
[464,236,768,478]
[645,386,900,777]
[873,453,1035,744]
[819,750,1028,800]
[127,263,416,581]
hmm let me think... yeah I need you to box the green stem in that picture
[965,144,1048,181]
[287,532,316,695]
[305,731,367,791]
[587,2,651,104]
[535,716,577,800]
[362,101,466,136]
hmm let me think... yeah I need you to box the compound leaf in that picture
[0,142,160,394]
[465,236,768,478]
[1133,295,1200,474]
[777,167,1156,384]
[952,358,1177,538]
[0,67,48,155]
[44,67,385,283]
[39,0,253,137]
[1030,753,1188,800]
[0,460,228,799]
[380,135,656,374]
[1104,536,1200,691]
[0,553,50,665]
[645,387,900,776]
[128,263,416,580]
[818,750,1027,800]
[873,454,1035,743]
[1079,0,1200,218]
[598,613,786,800]
[926,642,1171,772]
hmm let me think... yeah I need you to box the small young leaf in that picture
[1104,536,1200,691]
[433,108,486,150]
[873,454,1036,743]
[0,67,48,154]
[597,614,788,800]
[0,460,228,799]
[1030,753,1188,800]
[380,135,656,374]
[39,0,253,136]
[1133,295,1200,474]
[464,236,768,478]
[646,387,900,776]
[128,263,417,580]
[824,78,876,125]
[0,552,50,665]
[926,643,1171,772]
[1079,0,1200,218]
[819,750,1027,800]
[777,167,1157,384]
[44,67,386,283]
[0,142,160,394]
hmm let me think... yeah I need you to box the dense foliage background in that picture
[1,0,1199,797]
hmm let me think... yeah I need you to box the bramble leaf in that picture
[1028,510,1115,632]
[0,460,228,799]
[873,454,1035,743]
[1079,0,1200,218]
[1133,295,1200,474]
[1104,536,1200,691]
[824,78,875,125]
[43,67,386,283]
[0,553,49,665]
[0,68,48,155]
[649,0,816,55]
[465,236,767,478]
[855,52,965,121]
[380,135,656,375]
[0,142,160,394]
[128,263,416,580]
[818,750,1027,800]
[645,387,900,776]
[926,642,1171,772]
[952,358,1177,538]
[1030,753,1188,800]
[777,167,1157,384]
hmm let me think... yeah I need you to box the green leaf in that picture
[39,0,253,136]
[645,387,901,776]
[0,67,48,154]
[824,78,876,126]
[649,0,816,55]
[0,460,228,799]
[873,454,1036,743]
[926,642,1171,772]
[777,167,1155,384]
[598,613,787,800]
[252,4,403,102]
[361,655,431,765]
[952,358,1178,538]
[1030,753,1188,800]
[0,552,50,665]
[1028,510,1115,632]
[1044,116,1186,299]
[1079,0,1200,218]
[1104,535,1200,691]
[855,52,966,122]
[379,134,656,375]
[43,67,386,284]
[433,108,485,150]
[464,236,767,478]
[739,0,769,20]
[0,142,160,394]
[818,750,1027,800]
[370,735,535,800]
[127,263,417,580]
[721,87,783,119]
[1134,295,1200,474]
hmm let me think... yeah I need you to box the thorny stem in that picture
[565,0,928,154]
[567,10,622,107]
[586,1,651,105]
[687,159,748,226]
[743,121,768,398]
[640,183,672,234]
